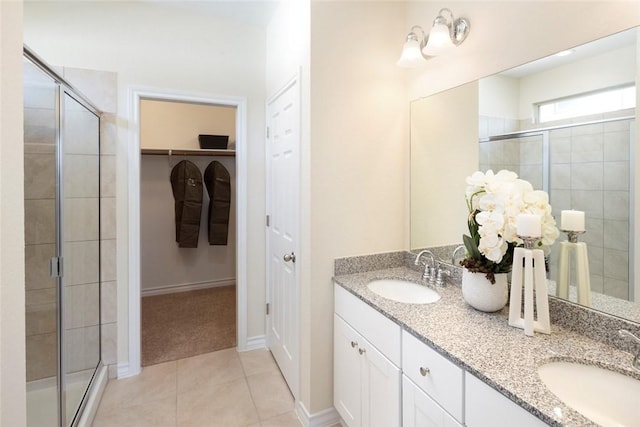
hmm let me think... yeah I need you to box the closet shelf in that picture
[141,148,236,157]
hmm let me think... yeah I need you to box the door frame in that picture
[125,87,248,377]
[265,72,301,397]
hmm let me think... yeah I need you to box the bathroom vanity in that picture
[333,254,640,427]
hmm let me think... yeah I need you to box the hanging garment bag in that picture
[170,160,203,248]
[204,161,231,245]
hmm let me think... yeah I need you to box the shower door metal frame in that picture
[24,46,104,427]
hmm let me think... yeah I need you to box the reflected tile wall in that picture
[548,114,633,300]
[481,112,633,301]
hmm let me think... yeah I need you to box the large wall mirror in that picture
[410,27,639,324]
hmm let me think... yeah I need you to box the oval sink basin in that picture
[367,279,440,304]
[538,361,640,427]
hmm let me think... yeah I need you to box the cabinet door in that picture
[361,340,401,427]
[403,376,462,427]
[334,314,362,427]
[465,373,549,427]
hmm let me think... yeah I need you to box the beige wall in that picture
[309,1,408,413]
[0,1,27,425]
[140,100,236,150]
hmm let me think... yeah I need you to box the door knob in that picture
[283,252,296,263]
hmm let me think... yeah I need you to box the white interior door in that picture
[266,75,300,398]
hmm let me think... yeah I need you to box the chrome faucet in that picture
[452,244,466,266]
[619,329,640,370]
[414,250,435,282]
[434,266,450,287]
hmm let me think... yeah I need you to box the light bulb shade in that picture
[396,38,425,68]
[422,22,454,56]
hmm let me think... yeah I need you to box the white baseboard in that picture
[117,362,140,379]
[239,334,266,351]
[296,401,341,427]
[141,278,236,297]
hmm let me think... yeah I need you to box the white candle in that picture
[517,214,542,237]
[561,210,585,231]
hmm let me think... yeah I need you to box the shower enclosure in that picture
[24,49,104,427]
[479,111,635,302]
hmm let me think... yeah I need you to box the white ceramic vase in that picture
[461,269,509,312]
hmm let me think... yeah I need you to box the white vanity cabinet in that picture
[402,330,464,427]
[465,373,548,427]
[334,285,402,427]
[402,376,462,427]
[333,284,549,427]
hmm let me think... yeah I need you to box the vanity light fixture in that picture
[397,8,470,68]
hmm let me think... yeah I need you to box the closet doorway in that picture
[137,97,241,367]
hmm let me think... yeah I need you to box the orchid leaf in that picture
[463,234,481,260]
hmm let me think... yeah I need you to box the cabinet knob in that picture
[358,348,366,355]
[419,366,430,376]
[350,341,358,348]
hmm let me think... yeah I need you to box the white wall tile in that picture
[570,162,603,190]
[550,164,570,190]
[64,197,100,242]
[101,197,117,240]
[571,134,603,163]
[603,191,629,221]
[63,241,100,286]
[24,199,56,245]
[25,243,56,291]
[603,220,629,251]
[603,161,629,191]
[571,190,603,219]
[64,283,100,329]
[603,130,631,161]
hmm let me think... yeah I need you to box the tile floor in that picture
[92,348,301,427]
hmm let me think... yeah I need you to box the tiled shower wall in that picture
[24,67,118,383]
[24,78,57,382]
[479,110,634,300]
[546,111,634,300]
[63,67,118,378]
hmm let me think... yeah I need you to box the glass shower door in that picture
[24,57,59,427]
[60,92,101,426]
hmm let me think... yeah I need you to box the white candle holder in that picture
[508,236,551,336]
[556,229,591,307]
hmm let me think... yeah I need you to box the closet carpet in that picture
[141,285,236,366]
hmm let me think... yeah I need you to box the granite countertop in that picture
[333,266,640,427]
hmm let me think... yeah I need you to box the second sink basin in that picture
[538,361,640,427]
[367,279,441,304]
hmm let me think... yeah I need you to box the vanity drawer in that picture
[334,284,401,365]
[465,373,548,427]
[402,330,464,423]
